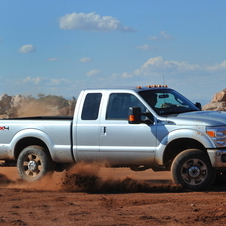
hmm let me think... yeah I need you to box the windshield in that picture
[138,89,199,116]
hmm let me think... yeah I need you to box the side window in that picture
[81,93,102,120]
[106,93,146,120]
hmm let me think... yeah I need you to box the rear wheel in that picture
[171,149,215,191]
[17,145,54,182]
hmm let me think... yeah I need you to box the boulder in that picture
[10,94,27,108]
[212,89,226,102]
[203,89,226,111]
[203,102,226,111]
[0,94,12,114]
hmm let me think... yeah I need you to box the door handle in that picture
[101,126,106,135]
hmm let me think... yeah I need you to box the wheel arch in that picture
[154,128,214,168]
[14,137,50,159]
[10,129,53,160]
[162,138,207,169]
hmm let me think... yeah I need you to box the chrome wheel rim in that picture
[181,158,208,185]
[23,154,42,178]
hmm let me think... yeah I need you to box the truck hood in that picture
[165,111,226,126]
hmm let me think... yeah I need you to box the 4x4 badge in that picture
[0,126,9,130]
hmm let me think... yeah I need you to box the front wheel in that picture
[17,145,54,182]
[171,149,215,191]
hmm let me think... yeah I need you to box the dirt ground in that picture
[1,163,226,226]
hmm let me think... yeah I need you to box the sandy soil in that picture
[1,163,226,226]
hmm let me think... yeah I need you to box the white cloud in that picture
[160,31,172,40]
[149,36,158,40]
[47,58,58,62]
[59,12,135,32]
[134,56,201,76]
[19,44,36,53]
[22,76,42,85]
[122,73,132,78]
[136,44,157,51]
[20,77,71,87]
[86,69,102,77]
[149,31,173,41]
[8,76,79,98]
[48,79,69,85]
[79,57,91,63]
[206,60,226,72]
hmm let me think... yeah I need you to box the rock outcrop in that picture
[203,89,226,111]
[0,94,76,119]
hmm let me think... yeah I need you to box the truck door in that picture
[99,92,157,165]
[74,92,103,162]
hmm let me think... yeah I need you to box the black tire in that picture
[171,149,215,191]
[17,145,54,182]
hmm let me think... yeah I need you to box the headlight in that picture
[206,126,226,147]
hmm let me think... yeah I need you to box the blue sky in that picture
[1,0,226,105]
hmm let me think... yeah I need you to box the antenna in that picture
[163,73,165,85]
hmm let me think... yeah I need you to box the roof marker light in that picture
[138,85,168,89]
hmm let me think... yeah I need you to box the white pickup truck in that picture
[1,85,226,191]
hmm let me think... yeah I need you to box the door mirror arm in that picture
[142,112,154,124]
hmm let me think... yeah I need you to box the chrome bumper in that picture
[207,149,226,168]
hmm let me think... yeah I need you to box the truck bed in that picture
[5,116,73,120]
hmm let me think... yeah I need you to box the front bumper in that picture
[208,149,226,168]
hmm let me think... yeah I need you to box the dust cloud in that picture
[60,162,183,193]
[17,102,66,117]
[0,162,184,193]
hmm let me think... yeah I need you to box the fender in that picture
[9,129,74,163]
[154,128,215,165]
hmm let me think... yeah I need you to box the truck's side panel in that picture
[0,120,73,162]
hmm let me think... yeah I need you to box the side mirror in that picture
[128,107,141,124]
[195,102,202,110]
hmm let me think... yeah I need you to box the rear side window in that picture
[81,93,102,120]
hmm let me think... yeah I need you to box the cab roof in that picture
[84,85,171,93]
